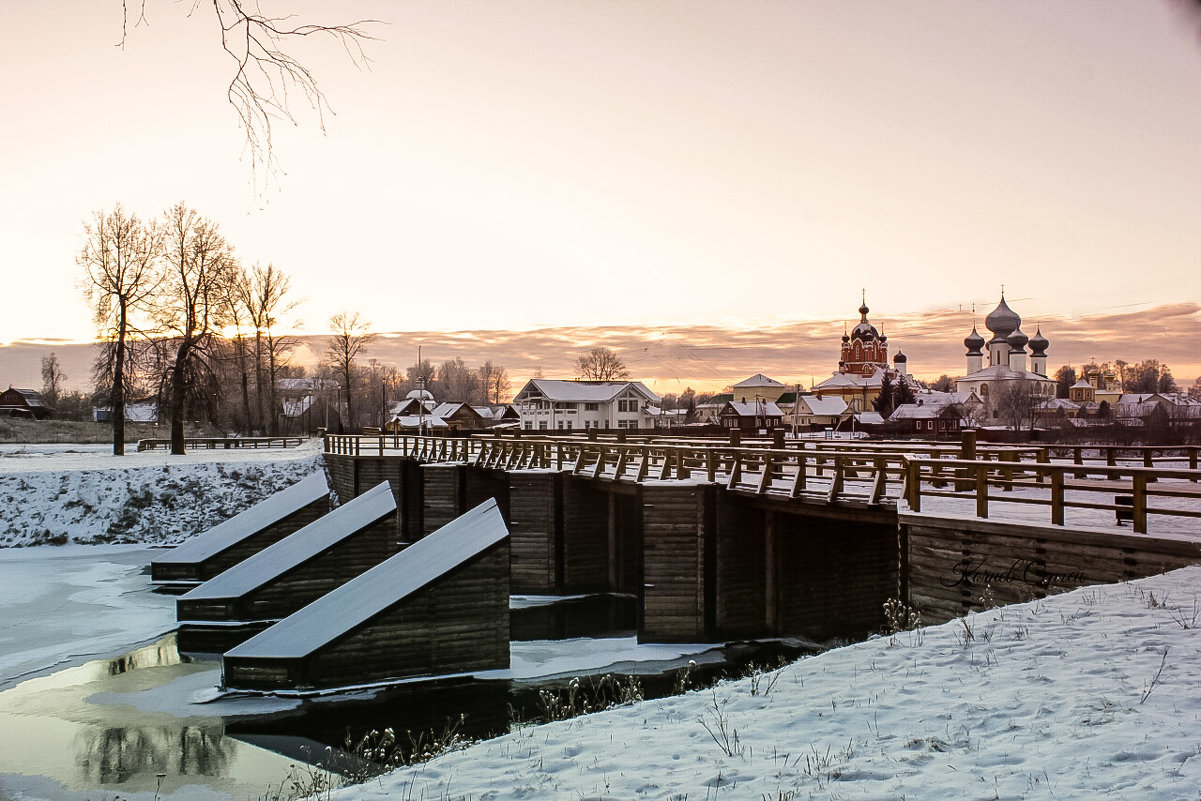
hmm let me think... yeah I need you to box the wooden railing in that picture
[137,436,308,452]
[902,457,1201,534]
[323,433,1201,532]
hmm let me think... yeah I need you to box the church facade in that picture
[813,298,918,411]
[954,294,1056,419]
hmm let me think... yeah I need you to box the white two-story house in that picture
[513,379,660,432]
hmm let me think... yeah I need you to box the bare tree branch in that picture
[118,1,381,185]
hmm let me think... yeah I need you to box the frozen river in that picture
[0,545,771,801]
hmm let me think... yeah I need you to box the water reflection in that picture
[76,724,234,784]
[105,635,189,676]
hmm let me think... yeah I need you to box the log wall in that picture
[774,514,898,640]
[422,464,464,535]
[713,496,767,638]
[507,471,560,594]
[561,477,610,592]
[640,484,713,642]
[903,514,1201,623]
[177,514,399,625]
[324,455,424,541]
[225,544,510,691]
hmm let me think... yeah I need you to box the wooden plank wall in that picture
[225,544,511,691]
[507,471,560,594]
[713,496,767,638]
[774,515,898,641]
[422,464,464,536]
[322,455,424,541]
[562,477,610,592]
[640,484,711,642]
[904,515,1201,623]
[325,454,356,506]
[465,468,510,521]
[198,496,331,580]
[179,515,399,624]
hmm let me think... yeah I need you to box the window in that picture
[618,398,638,413]
[524,421,533,430]
[557,421,564,430]
[539,421,548,430]
[566,421,573,430]
[585,403,599,411]
[561,403,577,410]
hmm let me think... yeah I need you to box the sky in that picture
[3,1,1201,394]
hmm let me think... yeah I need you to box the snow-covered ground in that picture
[343,568,1201,801]
[3,441,1201,800]
[0,440,324,545]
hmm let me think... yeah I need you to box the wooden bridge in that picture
[324,432,1201,642]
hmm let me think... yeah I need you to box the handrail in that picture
[322,433,1201,531]
[137,436,308,452]
[902,456,1201,534]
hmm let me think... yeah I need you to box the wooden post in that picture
[1191,448,1198,480]
[790,452,807,497]
[1050,470,1064,526]
[706,449,716,484]
[905,460,922,512]
[1133,473,1148,534]
[757,454,774,494]
[976,464,989,520]
[1001,451,1015,492]
[608,492,619,590]
[1036,447,1049,483]
[764,511,779,635]
[1106,447,1118,480]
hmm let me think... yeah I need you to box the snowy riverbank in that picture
[0,440,324,546]
[338,567,1201,801]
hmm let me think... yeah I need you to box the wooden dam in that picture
[323,433,1201,641]
[155,433,1201,691]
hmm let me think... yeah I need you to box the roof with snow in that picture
[723,401,784,417]
[180,481,395,601]
[155,472,329,566]
[515,379,660,404]
[225,498,509,660]
[733,374,785,389]
[795,395,849,416]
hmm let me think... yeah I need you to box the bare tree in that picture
[118,2,379,184]
[325,311,375,430]
[41,353,67,409]
[438,358,481,403]
[481,362,511,405]
[156,203,238,454]
[242,263,299,434]
[575,348,629,381]
[78,204,163,455]
[995,378,1040,434]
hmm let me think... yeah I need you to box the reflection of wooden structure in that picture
[151,472,329,588]
[176,482,398,651]
[223,499,510,692]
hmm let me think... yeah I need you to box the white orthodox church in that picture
[954,294,1056,418]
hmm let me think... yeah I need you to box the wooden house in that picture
[222,498,510,692]
[151,472,330,588]
[176,482,398,651]
[429,402,488,432]
[717,400,784,434]
[0,387,49,419]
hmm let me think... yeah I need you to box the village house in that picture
[717,399,784,434]
[0,387,50,419]
[513,379,660,432]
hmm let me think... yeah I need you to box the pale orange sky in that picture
[2,1,1200,389]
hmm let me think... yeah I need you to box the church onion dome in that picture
[1007,327,1029,352]
[984,295,1021,340]
[850,302,879,342]
[893,351,907,364]
[964,326,985,354]
[1029,327,1049,355]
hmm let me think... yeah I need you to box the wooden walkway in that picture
[326,433,1201,536]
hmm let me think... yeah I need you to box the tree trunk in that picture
[170,339,191,455]
[111,306,127,457]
